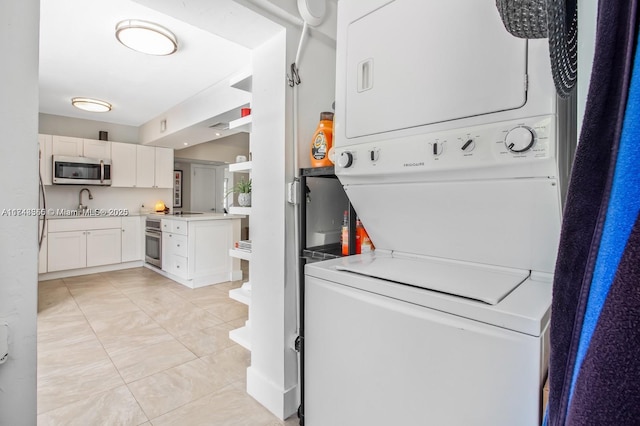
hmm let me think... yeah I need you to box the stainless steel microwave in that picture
[52,155,112,186]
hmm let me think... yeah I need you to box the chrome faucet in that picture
[78,188,93,212]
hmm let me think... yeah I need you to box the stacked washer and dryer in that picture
[303,1,575,425]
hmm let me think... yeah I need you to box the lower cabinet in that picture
[121,216,143,262]
[160,218,240,287]
[46,217,123,273]
[48,230,87,272]
[86,228,122,267]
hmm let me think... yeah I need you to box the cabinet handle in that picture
[176,265,180,269]
[177,244,180,247]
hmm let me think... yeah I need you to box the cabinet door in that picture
[155,147,174,189]
[189,221,231,277]
[121,216,142,262]
[86,228,122,267]
[48,230,86,272]
[111,142,137,187]
[136,145,156,188]
[52,135,83,157]
[38,134,53,185]
[83,139,111,160]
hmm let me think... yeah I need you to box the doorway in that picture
[191,165,218,213]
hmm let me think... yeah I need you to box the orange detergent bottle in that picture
[310,112,334,167]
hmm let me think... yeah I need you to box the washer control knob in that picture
[432,142,444,156]
[461,139,475,152]
[505,126,535,153]
[337,151,354,168]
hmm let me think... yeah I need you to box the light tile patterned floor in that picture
[37,264,299,426]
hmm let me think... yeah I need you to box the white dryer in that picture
[303,1,574,425]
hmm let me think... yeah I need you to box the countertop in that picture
[147,213,245,222]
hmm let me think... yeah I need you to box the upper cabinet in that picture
[40,134,173,189]
[155,147,174,189]
[136,145,173,189]
[51,135,111,160]
[111,142,137,187]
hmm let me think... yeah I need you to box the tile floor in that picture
[37,264,299,426]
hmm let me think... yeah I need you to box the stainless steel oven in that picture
[145,217,162,268]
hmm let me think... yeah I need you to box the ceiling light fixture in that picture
[71,97,112,112]
[115,19,178,56]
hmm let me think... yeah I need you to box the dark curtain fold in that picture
[547,2,639,425]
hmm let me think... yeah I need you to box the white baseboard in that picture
[38,261,144,281]
[246,366,299,420]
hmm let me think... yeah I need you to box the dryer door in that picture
[345,0,528,139]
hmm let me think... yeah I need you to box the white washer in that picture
[304,254,551,426]
[304,117,561,426]
[302,1,574,425]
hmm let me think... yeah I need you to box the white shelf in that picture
[229,282,251,306]
[229,248,252,261]
[229,161,252,172]
[229,206,251,215]
[229,115,252,133]
[229,325,251,351]
[229,69,252,93]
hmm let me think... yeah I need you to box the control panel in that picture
[334,115,557,181]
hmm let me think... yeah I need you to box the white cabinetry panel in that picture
[121,216,142,262]
[111,142,137,187]
[86,228,122,267]
[136,145,156,188]
[48,230,86,272]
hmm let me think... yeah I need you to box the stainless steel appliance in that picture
[53,155,112,185]
[145,217,162,268]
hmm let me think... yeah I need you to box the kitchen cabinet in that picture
[51,135,111,159]
[155,147,174,188]
[48,230,87,272]
[158,217,241,288]
[121,216,143,262]
[136,145,174,188]
[86,228,122,267]
[111,142,137,187]
[46,217,122,272]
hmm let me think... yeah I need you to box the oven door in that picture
[145,229,162,268]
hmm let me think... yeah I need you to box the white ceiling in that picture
[38,0,269,128]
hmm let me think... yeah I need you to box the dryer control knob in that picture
[505,126,535,153]
[337,151,354,168]
[432,142,444,156]
[461,139,475,152]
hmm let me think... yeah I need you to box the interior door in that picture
[345,0,528,139]
[191,165,217,213]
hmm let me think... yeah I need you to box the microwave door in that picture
[53,157,104,185]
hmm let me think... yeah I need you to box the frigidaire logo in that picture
[403,162,425,167]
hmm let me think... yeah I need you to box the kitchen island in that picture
[148,213,244,288]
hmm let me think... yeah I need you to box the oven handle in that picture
[145,229,162,237]
[100,160,105,184]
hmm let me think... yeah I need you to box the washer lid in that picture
[336,255,529,305]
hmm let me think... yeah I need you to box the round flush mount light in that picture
[115,19,177,56]
[71,97,112,112]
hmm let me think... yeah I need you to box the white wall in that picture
[0,1,39,424]
[44,186,172,216]
[175,132,250,163]
[245,2,337,417]
[39,113,139,143]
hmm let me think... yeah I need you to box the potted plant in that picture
[228,177,252,207]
